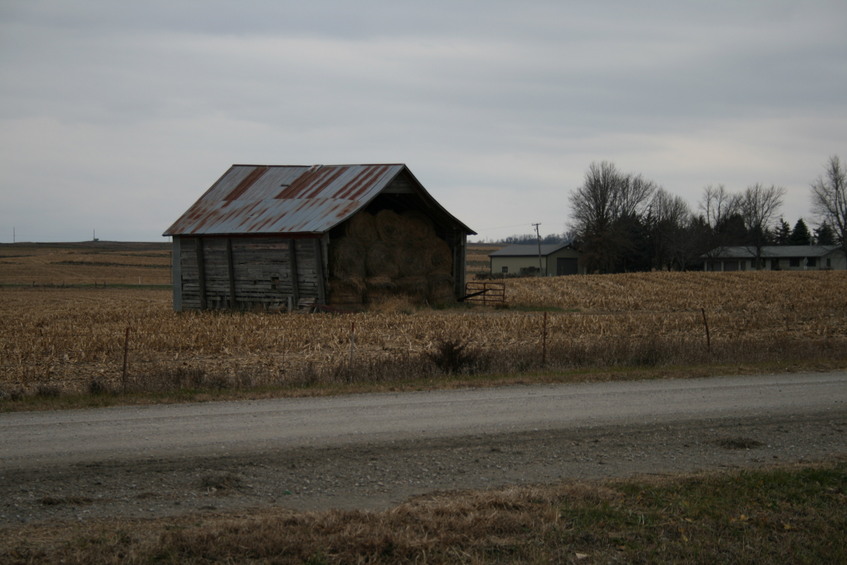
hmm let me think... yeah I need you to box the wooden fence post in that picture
[700,308,711,354]
[541,311,548,368]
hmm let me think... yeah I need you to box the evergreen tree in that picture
[789,219,812,245]
[815,223,836,245]
[774,218,791,245]
[715,213,748,246]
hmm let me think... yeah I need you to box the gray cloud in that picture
[1,1,845,242]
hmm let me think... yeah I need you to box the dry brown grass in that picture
[2,460,845,564]
[2,268,847,399]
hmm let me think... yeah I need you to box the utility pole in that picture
[532,222,543,275]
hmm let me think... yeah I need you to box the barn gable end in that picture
[164,164,474,311]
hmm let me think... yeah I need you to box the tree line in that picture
[561,156,847,273]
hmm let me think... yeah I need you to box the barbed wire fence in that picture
[1,307,791,398]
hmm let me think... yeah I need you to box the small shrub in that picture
[88,378,109,396]
[426,337,480,374]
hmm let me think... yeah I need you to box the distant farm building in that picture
[164,164,475,311]
[489,243,584,276]
[703,245,847,271]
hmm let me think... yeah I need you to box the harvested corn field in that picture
[507,269,847,313]
[0,241,171,286]
[2,268,846,398]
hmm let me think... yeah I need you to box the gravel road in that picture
[1,372,845,526]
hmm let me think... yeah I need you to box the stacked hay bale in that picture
[329,210,454,306]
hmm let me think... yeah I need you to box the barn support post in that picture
[226,238,237,309]
[288,239,300,307]
[196,238,207,310]
[452,231,467,299]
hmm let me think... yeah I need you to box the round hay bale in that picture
[401,210,436,241]
[366,275,396,290]
[375,209,404,242]
[397,240,430,277]
[331,237,366,279]
[328,277,365,305]
[365,275,398,304]
[345,212,378,243]
[428,237,453,275]
[396,276,428,301]
[366,240,400,278]
[428,274,455,305]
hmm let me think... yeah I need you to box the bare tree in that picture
[648,188,693,270]
[740,183,785,268]
[652,188,691,227]
[699,184,741,230]
[570,161,621,239]
[569,161,656,273]
[698,184,743,259]
[615,174,658,219]
[810,155,847,256]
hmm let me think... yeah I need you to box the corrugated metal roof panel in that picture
[164,163,474,236]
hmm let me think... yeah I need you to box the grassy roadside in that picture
[3,460,845,564]
[3,357,846,413]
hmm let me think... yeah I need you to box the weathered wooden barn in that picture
[163,164,475,311]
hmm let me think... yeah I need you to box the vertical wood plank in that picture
[289,239,300,306]
[196,237,207,310]
[226,238,236,308]
[315,237,327,305]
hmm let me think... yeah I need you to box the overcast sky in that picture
[1,1,845,243]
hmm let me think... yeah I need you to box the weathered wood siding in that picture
[174,235,324,311]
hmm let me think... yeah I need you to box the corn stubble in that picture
[2,271,846,396]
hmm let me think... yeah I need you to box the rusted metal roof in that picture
[164,164,475,236]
